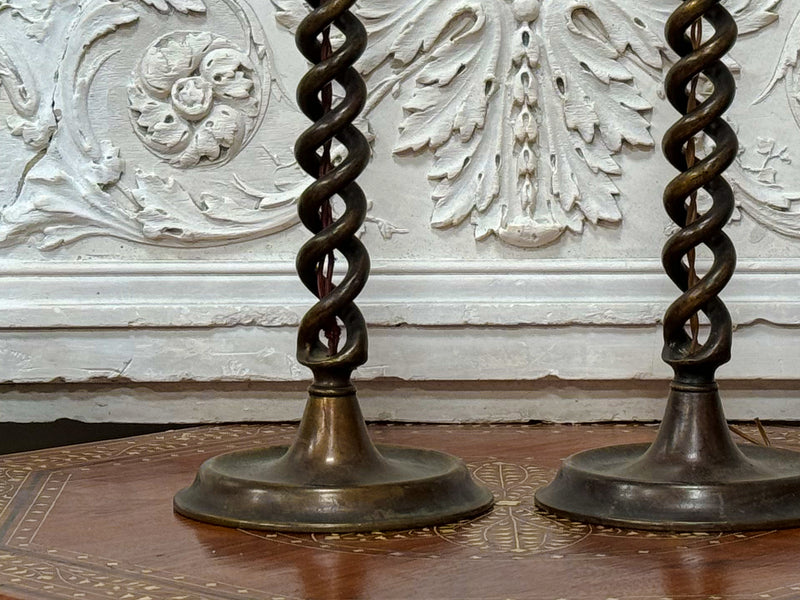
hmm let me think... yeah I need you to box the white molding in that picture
[0,259,796,420]
[2,380,800,423]
[0,258,799,328]
[0,310,794,382]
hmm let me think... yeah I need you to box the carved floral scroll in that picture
[0,0,797,249]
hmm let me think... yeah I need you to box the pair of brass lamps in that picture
[173,0,800,533]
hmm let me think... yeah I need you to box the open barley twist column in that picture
[661,0,736,385]
[294,0,370,386]
[173,0,493,532]
[535,0,800,531]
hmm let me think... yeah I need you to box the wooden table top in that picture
[0,421,799,600]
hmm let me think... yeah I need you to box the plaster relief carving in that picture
[0,0,403,249]
[275,0,798,248]
[729,137,800,239]
[759,10,800,127]
[0,0,796,250]
[0,0,313,248]
[731,11,800,240]
[128,31,263,167]
[0,0,402,250]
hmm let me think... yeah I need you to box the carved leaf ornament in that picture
[0,0,796,249]
[276,0,798,248]
[738,7,800,239]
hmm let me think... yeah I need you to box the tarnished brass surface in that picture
[535,383,800,531]
[535,0,800,531]
[174,0,493,532]
[174,392,493,532]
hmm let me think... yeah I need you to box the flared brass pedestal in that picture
[174,391,494,531]
[535,382,800,531]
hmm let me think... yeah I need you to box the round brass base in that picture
[535,443,800,531]
[174,444,494,532]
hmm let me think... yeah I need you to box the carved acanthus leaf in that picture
[137,0,206,14]
[0,22,59,150]
[757,10,799,126]
[0,46,37,119]
[132,171,300,243]
[533,0,663,239]
[371,1,507,233]
[725,0,781,34]
[730,138,800,239]
[377,0,664,246]
[275,0,787,248]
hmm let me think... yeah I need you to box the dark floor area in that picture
[0,419,192,454]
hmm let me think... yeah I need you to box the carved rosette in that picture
[128,31,262,168]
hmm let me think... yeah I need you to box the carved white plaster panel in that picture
[1,0,800,423]
[0,0,297,248]
[274,0,800,249]
[0,0,797,253]
[0,0,413,251]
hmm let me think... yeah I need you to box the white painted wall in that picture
[0,0,799,422]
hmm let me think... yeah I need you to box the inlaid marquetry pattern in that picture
[242,460,591,559]
[0,549,295,600]
[440,461,591,555]
[0,474,291,599]
[0,425,298,472]
[0,425,299,522]
[0,423,797,599]
[0,425,304,599]
[249,460,590,558]
[9,471,70,547]
[0,422,651,473]
[0,468,30,522]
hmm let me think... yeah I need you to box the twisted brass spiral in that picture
[662,0,738,383]
[294,0,370,392]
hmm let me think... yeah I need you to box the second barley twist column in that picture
[535,0,800,531]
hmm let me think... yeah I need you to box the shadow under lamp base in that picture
[534,384,800,531]
[174,392,494,532]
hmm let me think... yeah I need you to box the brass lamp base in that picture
[535,383,800,531]
[174,391,494,532]
[535,444,800,532]
[174,445,492,532]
